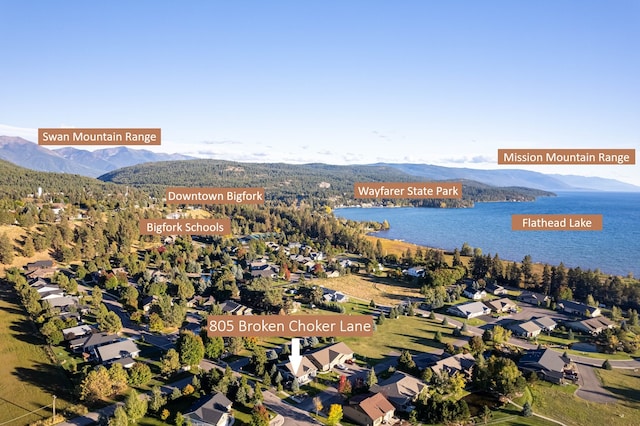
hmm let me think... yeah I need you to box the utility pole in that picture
[52,395,56,418]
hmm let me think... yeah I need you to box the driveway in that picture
[263,391,320,426]
[574,363,619,404]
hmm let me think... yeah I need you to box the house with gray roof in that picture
[518,348,567,384]
[184,392,234,426]
[371,371,427,412]
[447,301,491,319]
[508,320,542,338]
[567,316,616,335]
[97,339,140,364]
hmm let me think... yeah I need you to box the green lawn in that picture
[528,381,640,426]
[340,315,464,364]
[0,285,74,425]
[595,368,640,410]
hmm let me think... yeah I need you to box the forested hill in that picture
[98,159,553,207]
[0,159,145,206]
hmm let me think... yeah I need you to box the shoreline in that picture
[364,234,627,280]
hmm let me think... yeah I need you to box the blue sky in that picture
[1,1,638,185]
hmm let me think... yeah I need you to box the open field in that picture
[528,381,640,426]
[0,284,72,425]
[596,368,640,410]
[316,274,422,306]
[341,315,463,363]
[0,224,55,274]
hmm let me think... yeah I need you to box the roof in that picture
[186,392,233,425]
[349,392,395,421]
[515,321,542,333]
[284,356,318,378]
[532,316,557,329]
[62,325,94,338]
[449,301,489,316]
[519,348,565,374]
[308,342,354,367]
[484,297,516,311]
[431,353,476,376]
[97,339,140,363]
[83,332,120,350]
[371,371,426,407]
[46,296,78,308]
[569,316,616,333]
[559,300,600,316]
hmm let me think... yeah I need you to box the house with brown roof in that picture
[508,320,542,338]
[370,371,427,412]
[343,392,396,426]
[567,316,617,335]
[282,356,318,384]
[484,297,517,313]
[430,353,476,379]
[307,342,354,372]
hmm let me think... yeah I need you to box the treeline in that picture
[399,240,640,310]
[0,159,147,209]
[98,159,552,206]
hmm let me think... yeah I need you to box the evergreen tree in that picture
[366,367,378,388]
[124,389,148,423]
[0,232,14,264]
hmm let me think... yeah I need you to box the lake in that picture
[335,191,640,277]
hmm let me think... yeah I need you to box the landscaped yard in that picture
[0,285,73,425]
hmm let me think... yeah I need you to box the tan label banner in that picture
[38,128,161,145]
[140,219,231,235]
[354,182,462,199]
[498,149,635,165]
[166,187,265,204]
[206,314,375,337]
[512,214,603,231]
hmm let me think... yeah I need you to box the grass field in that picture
[528,381,640,426]
[0,284,72,425]
[341,314,463,363]
[315,274,422,306]
[596,368,640,410]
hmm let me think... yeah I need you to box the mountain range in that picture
[1,136,637,192]
[0,136,193,177]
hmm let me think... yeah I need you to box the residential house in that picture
[532,316,557,332]
[484,297,517,313]
[463,288,487,300]
[25,260,54,272]
[430,353,476,379]
[323,289,349,303]
[518,348,567,384]
[219,300,252,316]
[485,282,508,295]
[447,301,491,319]
[508,321,542,338]
[184,392,234,426]
[406,267,425,278]
[567,316,617,335]
[371,371,427,412]
[97,339,141,365]
[79,332,120,355]
[343,392,395,426]
[558,300,601,318]
[282,356,318,384]
[62,325,94,341]
[142,295,159,313]
[517,291,550,306]
[307,342,354,372]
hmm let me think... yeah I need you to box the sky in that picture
[1,0,638,185]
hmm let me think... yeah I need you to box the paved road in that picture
[263,391,320,426]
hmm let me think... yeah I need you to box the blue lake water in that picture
[335,192,640,277]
